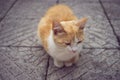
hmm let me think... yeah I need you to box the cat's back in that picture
[45,4,77,21]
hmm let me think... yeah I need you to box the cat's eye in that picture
[65,42,71,45]
[77,41,82,44]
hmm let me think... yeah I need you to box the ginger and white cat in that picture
[37,4,87,67]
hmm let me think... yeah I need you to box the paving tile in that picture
[83,18,119,48]
[0,19,39,46]
[110,20,120,42]
[101,0,120,20]
[5,0,57,19]
[0,47,48,80]
[16,73,31,80]
[101,0,120,46]
[0,68,17,80]
[59,0,99,3]
[0,0,120,80]
[0,0,16,21]
[101,0,120,3]
[47,49,120,80]
[59,1,106,19]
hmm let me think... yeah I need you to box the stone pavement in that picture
[0,0,120,80]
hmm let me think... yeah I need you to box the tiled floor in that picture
[0,0,120,80]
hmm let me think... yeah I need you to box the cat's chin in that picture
[68,50,77,54]
[71,52,76,54]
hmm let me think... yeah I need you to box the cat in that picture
[37,4,87,67]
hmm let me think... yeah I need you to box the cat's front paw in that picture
[65,62,73,67]
[54,59,64,68]
[74,54,80,63]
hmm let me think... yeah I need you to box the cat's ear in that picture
[52,21,65,35]
[76,17,88,29]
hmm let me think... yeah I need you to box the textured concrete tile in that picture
[101,0,120,20]
[59,0,99,3]
[101,0,120,3]
[0,47,48,80]
[84,18,119,48]
[0,68,17,80]
[47,49,120,80]
[59,1,106,19]
[16,73,32,80]
[0,19,40,46]
[5,0,56,19]
[0,0,16,21]
[111,20,120,41]
[81,68,120,80]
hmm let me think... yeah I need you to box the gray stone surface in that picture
[0,47,48,80]
[5,0,57,19]
[0,0,120,80]
[0,19,39,46]
[101,0,120,46]
[59,0,99,3]
[111,20,120,40]
[47,49,120,80]
[101,0,120,20]
[0,0,16,21]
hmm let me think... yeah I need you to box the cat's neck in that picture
[47,30,65,52]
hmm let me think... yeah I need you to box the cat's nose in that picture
[72,47,77,50]
[72,50,76,53]
[72,47,77,53]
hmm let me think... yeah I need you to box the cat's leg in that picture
[65,62,73,67]
[65,54,80,67]
[54,59,64,68]
[74,53,80,63]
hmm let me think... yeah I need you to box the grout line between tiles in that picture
[99,0,120,50]
[0,0,18,23]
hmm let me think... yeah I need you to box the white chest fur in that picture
[47,30,82,61]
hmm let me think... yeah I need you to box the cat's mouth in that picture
[72,50,76,53]
[69,50,76,54]
[72,51,76,53]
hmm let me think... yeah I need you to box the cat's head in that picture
[52,17,87,53]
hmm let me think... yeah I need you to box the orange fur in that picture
[37,4,87,67]
[38,4,87,50]
[38,4,75,49]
